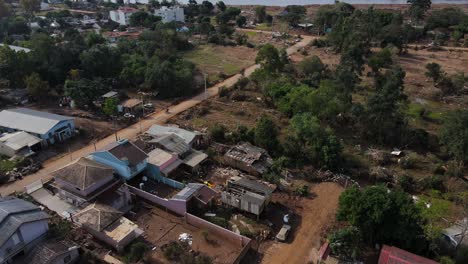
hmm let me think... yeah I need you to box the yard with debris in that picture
[134,205,246,264]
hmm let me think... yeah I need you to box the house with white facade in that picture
[0,131,42,158]
[88,139,148,181]
[0,197,50,263]
[109,7,139,26]
[0,108,75,147]
[154,6,185,23]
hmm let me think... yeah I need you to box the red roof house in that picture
[378,245,438,264]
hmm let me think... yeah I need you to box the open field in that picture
[134,205,245,264]
[184,44,257,83]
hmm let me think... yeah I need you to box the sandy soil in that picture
[135,206,244,264]
[260,182,344,264]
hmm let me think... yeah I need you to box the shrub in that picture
[207,216,229,228]
[329,227,362,261]
[295,184,309,197]
[218,86,230,97]
[420,175,445,192]
[398,175,416,193]
[209,123,226,142]
[124,242,148,263]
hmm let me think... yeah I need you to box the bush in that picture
[124,242,148,263]
[420,175,445,192]
[218,86,230,97]
[209,123,226,142]
[207,216,229,228]
[398,175,416,193]
[329,227,362,261]
[295,184,309,197]
[399,153,419,169]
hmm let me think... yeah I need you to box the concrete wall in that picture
[0,142,15,157]
[127,185,186,215]
[153,172,185,190]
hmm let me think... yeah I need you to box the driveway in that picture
[0,35,315,196]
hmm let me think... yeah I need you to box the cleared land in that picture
[184,44,257,83]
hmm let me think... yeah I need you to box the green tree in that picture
[80,44,121,78]
[425,62,443,83]
[368,48,393,73]
[284,113,342,169]
[440,110,468,164]
[85,32,106,48]
[0,44,30,88]
[255,6,267,23]
[329,227,362,261]
[297,55,329,87]
[254,115,280,154]
[145,56,195,98]
[199,1,214,15]
[25,72,49,98]
[281,5,306,26]
[337,186,426,252]
[20,0,40,17]
[103,97,118,117]
[216,1,226,12]
[407,0,431,22]
[364,66,407,145]
[130,11,161,27]
[64,78,109,107]
[236,15,247,28]
[0,0,11,19]
[256,44,283,73]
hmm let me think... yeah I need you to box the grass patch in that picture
[255,23,272,31]
[0,158,18,173]
[245,31,258,37]
[183,44,255,83]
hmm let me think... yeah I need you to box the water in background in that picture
[178,0,468,6]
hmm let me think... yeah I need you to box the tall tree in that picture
[20,0,40,18]
[337,186,426,252]
[256,44,283,73]
[407,0,432,22]
[216,1,226,12]
[0,0,11,19]
[25,72,49,98]
[440,110,468,164]
[254,115,280,154]
[255,6,267,23]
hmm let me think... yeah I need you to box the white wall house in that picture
[0,108,75,147]
[109,7,139,26]
[154,6,185,23]
[0,197,50,263]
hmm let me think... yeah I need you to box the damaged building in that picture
[223,142,273,176]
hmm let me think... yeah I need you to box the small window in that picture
[64,255,71,263]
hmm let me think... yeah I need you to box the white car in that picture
[276,225,291,242]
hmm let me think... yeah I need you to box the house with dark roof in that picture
[52,157,122,207]
[0,108,75,147]
[0,197,50,263]
[172,183,218,212]
[221,176,274,217]
[72,203,143,251]
[26,240,79,264]
[88,139,148,181]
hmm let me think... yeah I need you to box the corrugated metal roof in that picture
[0,108,73,135]
[0,197,50,246]
[0,131,41,151]
[147,124,199,145]
[172,183,204,201]
[182,150,208,168]
[0,44,31,53]
[150,134,190,156]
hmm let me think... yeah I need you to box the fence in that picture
[185,213,252,264]
[127,184,186,215]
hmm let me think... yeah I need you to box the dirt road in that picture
[261,183,344,264]
[0,35,315,196]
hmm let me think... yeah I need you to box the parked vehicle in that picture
[276,224,291,242]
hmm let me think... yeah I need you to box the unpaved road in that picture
[261,183,344,264]
[0,35,315,196]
